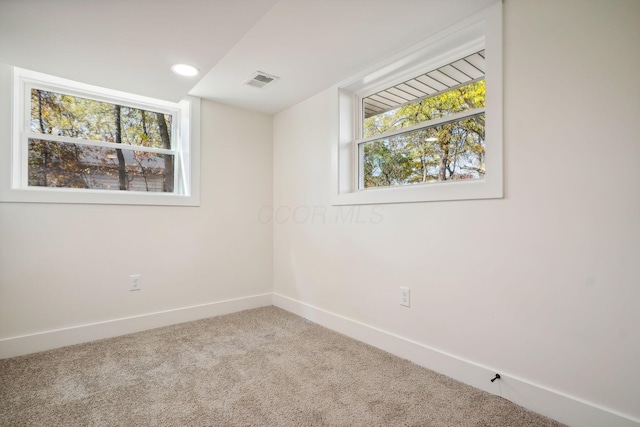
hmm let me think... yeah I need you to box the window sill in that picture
[332,177,502,206]
[0,186,200,206]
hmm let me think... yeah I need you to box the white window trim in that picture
[1,67,200,206]
[331,1,502,206]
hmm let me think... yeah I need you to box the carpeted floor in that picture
[0,306,565,426]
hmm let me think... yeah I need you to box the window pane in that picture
[30,89,172,148]
[363,80,485,138]
[361,113,485,189]
[28,139,174,192]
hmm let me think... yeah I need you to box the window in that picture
[2,67,200,206]
[333,2,502,205]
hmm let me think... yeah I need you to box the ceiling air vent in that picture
[243,71,279,89]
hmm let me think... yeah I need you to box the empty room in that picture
[0,0,638,426]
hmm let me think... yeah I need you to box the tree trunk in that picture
[141,110,148,136]
[421,156,428,182]
[114,105,127,190]
[37,90,49,186]
[156,113,173,192]
[438,144,449,181]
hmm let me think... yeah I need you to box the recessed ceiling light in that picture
[171,64,199,77]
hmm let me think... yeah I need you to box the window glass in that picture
[31,89,173,148]
[28,139,173,192]
[358,51,486,190]
[363,80,485,138]
[361,113,485,188]
[26,87,176,193]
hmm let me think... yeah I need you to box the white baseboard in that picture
[272,293,639,427]
[0,293,272,359]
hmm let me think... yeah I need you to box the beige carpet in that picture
[0,306,565,427]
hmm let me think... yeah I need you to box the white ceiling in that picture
[0,0,496,115]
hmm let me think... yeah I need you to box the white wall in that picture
[273,0,640,424]
[0,93,273,343]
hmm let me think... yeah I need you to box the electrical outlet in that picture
[400,287,410,307]
[129,274,141,291]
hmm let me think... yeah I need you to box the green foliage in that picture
[362,81,485,188]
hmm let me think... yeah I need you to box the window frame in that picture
[2,67,200,206]
[332,1,502,206]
